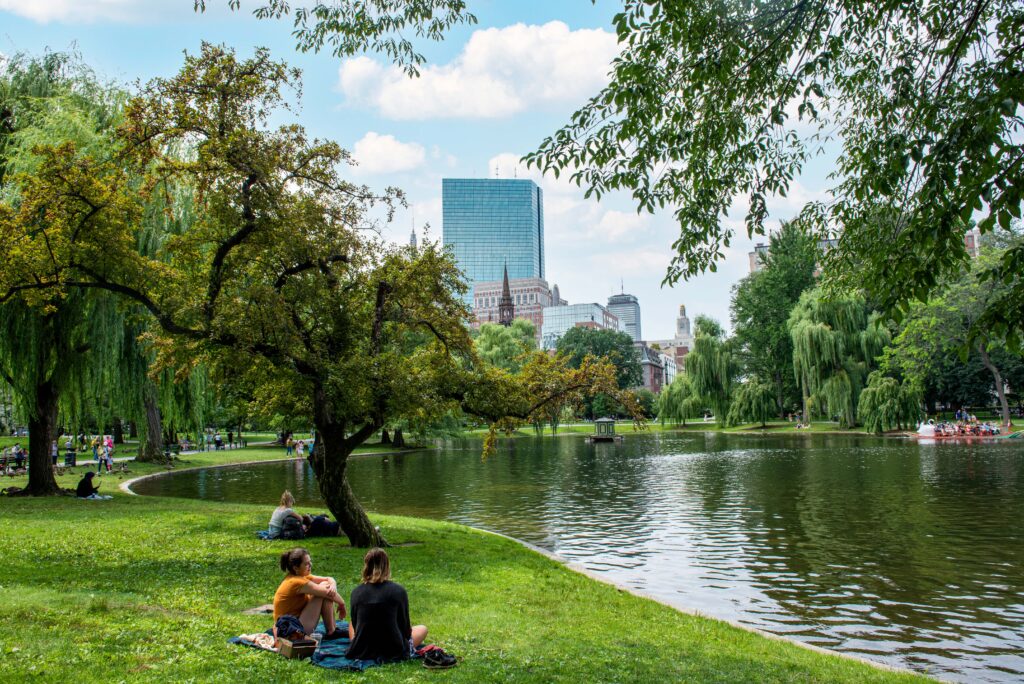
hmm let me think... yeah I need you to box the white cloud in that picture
[337,21,619,120]
[590,210,649,243]
[351,132,426,175]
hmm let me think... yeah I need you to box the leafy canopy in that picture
[526,0,1024,345]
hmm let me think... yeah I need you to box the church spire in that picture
[498,264,514,327]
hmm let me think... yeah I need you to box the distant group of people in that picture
[284,433,313,459]
[934,420,1001,437]
[0,443,27,473]
[268,488,453,665]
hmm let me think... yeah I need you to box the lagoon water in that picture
[132,432,1024,682]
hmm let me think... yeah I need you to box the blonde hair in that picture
[279,490,295,507]
[361,547,391,584]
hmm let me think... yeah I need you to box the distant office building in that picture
[661,351,677,385]
[442,178,544,303]
[649,304,694,373]
[964,227,982,258]
[749,242,770,273]
[607,292,641,342]
[637,344,665,394]
[472,277,561,343]
[541,303,621,350]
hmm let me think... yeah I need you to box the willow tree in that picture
[0,46,635,545]
[727,380,777,428]
[657,374,700,427]
[685,316,736,426]
[0,54,129,494]
[858,372,921,434]
[788,289,889,428]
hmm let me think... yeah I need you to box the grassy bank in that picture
[0,485,926,684]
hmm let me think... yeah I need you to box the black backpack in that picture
[280,516,305,540]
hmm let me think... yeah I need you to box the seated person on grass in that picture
[268,490,303,539]
[346,548,427,661]
[274,548,348,641]
[75,472,110,499]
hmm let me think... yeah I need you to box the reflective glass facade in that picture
[443,179,544,301]
[607,293,641,342]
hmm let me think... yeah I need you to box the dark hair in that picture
[361,547,391,584]
[279,547,309,575]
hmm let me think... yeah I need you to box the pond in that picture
[132,432,1024,682]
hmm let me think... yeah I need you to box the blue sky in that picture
[0,0,830,340]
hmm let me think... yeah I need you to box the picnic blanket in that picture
[230,622,426,672]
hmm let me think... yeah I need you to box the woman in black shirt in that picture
[345,548,427,660]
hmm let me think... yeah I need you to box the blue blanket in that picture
[230,622,423,672]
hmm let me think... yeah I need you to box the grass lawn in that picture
[0,490,928,684]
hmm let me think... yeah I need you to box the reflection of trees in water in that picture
[708,436,1024,656]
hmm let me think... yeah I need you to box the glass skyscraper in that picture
[442,179,544,301]
[607,293,641,342]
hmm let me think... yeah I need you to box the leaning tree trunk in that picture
[309,397,386,547]
[26,379,61,495]
[978,344,1011,427]
[136,384,168,463]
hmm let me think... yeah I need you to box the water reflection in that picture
[133,433,1024,682]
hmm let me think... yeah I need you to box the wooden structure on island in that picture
[586,417,623,443]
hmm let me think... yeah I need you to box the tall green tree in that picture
[525,0,1024,346]
[731,222,818,416]
[685,316,736,426]
[0,54,128,494]
[727,380,777,428]
[657,374,701,426]
[881,246,1022,426]
[555,327,641,389]
[788,289,888,428]
[857,372,921,434]
[473,320,536,373]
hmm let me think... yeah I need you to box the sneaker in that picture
[321,629,347,641]
[423,648,457,669]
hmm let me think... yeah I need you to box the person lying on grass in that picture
[346,547,428,661]
[274,547,348,641]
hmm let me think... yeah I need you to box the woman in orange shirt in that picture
[273,547,348,640]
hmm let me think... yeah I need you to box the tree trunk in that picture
[310,392,385,547]
[112,418,124,444]
[392,429,405,449]
[26,379,61,496]
[801,372,811,426]
[136,384,168,463]
[978,344,1011,427]
[379,428,391,444]
[129,420,138,439]
[774,370,785,419]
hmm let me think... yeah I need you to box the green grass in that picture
[0,480,927,684]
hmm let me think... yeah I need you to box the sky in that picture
[0,0,831,340]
